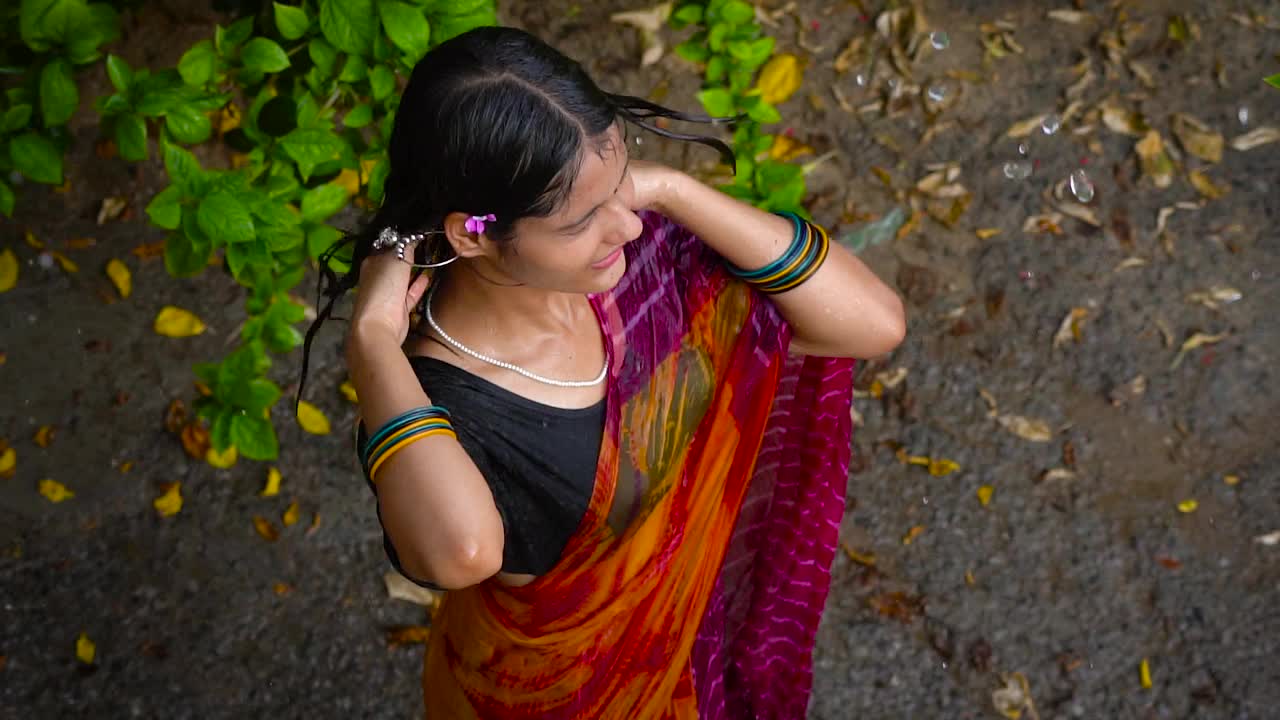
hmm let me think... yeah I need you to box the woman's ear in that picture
[443,211,494,259]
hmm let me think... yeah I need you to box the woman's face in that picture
[485,125,643,294]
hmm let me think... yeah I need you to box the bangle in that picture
[761,222,830,294]
[360,405,451,468]
[361,406,454,482]
[725,212,807,281]
[725,213,831,295]
[368,426,456,483]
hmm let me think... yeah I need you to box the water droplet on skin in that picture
[926,84,947,103]
[1069,168,1094,202]
[929,30,950,50]
[1041,114,1061,135]
[1238,106,1250,126]
[1003,160,1033,180]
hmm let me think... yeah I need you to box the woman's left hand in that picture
[624,159,686,215]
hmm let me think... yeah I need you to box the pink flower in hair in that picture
[465,213,497,234]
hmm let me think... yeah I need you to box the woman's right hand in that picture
[348,241,434,347]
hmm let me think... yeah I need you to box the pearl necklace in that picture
[423,284,609,388]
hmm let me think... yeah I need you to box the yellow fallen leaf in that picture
[977,485,994,506]
[0,247,17,293]
[768,135,815,162]
[338,381,359,403]
[964,569,976,586]
[1172,113,1224,163]
[217,102,242,134]
[1052,307,1089,350]
[334,168,361,196]
[1177,499,1198,513]
[105,259,132,299]
[34,425,55,448]
[902,525,926,545]
[928,458,961,477]
[975,228,1002,239]
[1187,170,1229,199]
[118,460,134,473]
[840,542,877,566]
[282,500,300,527]
[153,482,183,517]
[758,53,803,106]
[1229,126,1280,151]
[39,479,74,502]
[76,632,96,664]
[253,516,280,542]
[205,445,238,469]
[306,512,322,535]
[23,231,43,249]
[48,251,78,273]
[154,306,207,338]
[261,467,282,497]
[1223,474,1240,486]
[1171,331,1229,369]
[992,672,1035,719]
[0,446,15,477]
[1005,113,1048,138]
[296,401,331,435]
[1139,658,1152,689]
[1135,131,1175,189]
[273,582,293,596]
[996,414,1053,442]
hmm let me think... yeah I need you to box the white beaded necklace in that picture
[423,284,609,388]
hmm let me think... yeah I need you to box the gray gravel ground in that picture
[3,1,1278,718]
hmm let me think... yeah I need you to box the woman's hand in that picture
[348,242,433,347]
[624,159,687,215]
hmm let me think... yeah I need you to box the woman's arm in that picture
[639,164,906,359]
[346,323,505,589]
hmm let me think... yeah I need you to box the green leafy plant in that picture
[670,0,808,214]
[125,0,496,462]
[0,0,123,215]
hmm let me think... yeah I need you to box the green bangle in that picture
[725,212,806,281]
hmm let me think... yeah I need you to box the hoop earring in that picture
[374,227,460,269]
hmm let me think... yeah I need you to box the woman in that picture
[302,26,904,720]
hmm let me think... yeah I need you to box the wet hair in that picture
[296,26,737,407]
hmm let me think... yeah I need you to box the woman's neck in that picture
[430,262,590,341]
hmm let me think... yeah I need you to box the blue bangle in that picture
[361,405,450,467]
[726,212,806,281]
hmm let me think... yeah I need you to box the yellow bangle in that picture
[368,417,452,464]
[368,427,457,483]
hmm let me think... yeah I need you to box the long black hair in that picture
[296,26,736,407]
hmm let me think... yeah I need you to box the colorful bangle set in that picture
[360,406,455,483]
[725,211,831,295]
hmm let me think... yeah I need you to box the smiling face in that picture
[463,123,643,294]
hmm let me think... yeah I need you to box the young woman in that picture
[302,26,904,720]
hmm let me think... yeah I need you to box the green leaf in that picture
[1,105,33,134]
[378,0,431,62]
[281,128,347,181]
[145,184,183,229]
[343,102,373,128]
[0,180,15,217]
[164,105,212,144]
[115,113,148,161]
[708,22,730,51]
[428,6,496,44]
[706,56,727,84]
[105,55,133,93]
[198,190,256,244]
[301,182,350,223]
[163,230,211,277]
[161,137,201,183]
[21,0,89,49]
[728,36,774,68]
[241,37,291,73]
[215,16,255,55]
[178,40,216,86]
[1266,73,1280,90]
[697,88,736,117]
[308,37,339,75]
[306,223,344,261]
[231,414,279,460]
[65,3,119,64]
[274,2,310,40]
[369,65,396,101]
[674,38,710,64]
[232,377,281,414]
[261,226,305,252]
[39,59,78,126]
[338,54,368,82]
[226,238,271,281]
[9,131,63,184]
[720,0,755,25]
[671,4,704,28]
[319,0,377,56]
[210,408,233,451]
[366,155,389,202]
[746,99,780,124]
[265,318,304,353]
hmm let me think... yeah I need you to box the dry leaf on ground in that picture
[153,483,183,517]
[992,672,1038,720]
[758,53,803,105]
[253,516,280,542]
[1171,331,1229,369]
[76,633,96,665]
[1052,308,1089,349]
[1187,170,1229,199]
[105,259,131,299]
[977,485,995,506]
[1229,126,1279,151]
[282,501,300,527]
[261,467,282,497]
[1172,114,1224,163]
[997,414,1053,442]
[0,248,17,293]
[610,3,673,67]
[154,307,207,337]
[296,401,331,435]
[384,570,441,608]
[39,479,74,503]
[1135,131,1175,188]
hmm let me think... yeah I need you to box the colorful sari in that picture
[422,212,855,718]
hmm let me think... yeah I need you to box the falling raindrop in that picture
[1238,106,1250,126]
[634,135,643,146]
[929,30,950,50]
[854,72,868,87]
[1069,168,1094,202]
[1041,114,1061,135]
[1003,160,1033,181]
[926,83,947,103]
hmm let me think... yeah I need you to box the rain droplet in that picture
[37,253,55,269]
[887,77,900,92]
[1018,142,1030,156]
[929,30,950,50]
[1238,106,1250,126]
[854,72,868,87]
[926,83,947,103]
[1041,114,1061,135]
[1003,160,1033,181]
[1069,168,1094,202]
[634,135,643,145]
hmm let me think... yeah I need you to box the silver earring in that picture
[374,227,460,269]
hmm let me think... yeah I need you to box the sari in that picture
[421,211,855,719]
